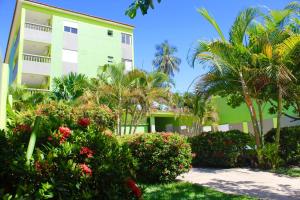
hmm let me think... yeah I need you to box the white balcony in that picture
[24,22,52,43]
[24,10,52,43]
[22,53,51,76]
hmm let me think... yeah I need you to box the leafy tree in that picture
[153,40,181,78]
[52,72,89,101]
[126,0,162,18]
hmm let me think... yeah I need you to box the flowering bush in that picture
[0,101,141,199]
[124,133,192,183]
[189,130,255,168]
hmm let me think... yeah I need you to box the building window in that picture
[62,49,78,63]
[64,26,78,34]
[121,33,131,45]
[107,30,113,36]
[108,56,114,63]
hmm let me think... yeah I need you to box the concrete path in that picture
[177,168,300,200]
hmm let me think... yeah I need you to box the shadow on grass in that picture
[142,181,255,200]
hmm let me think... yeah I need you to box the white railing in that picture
[25,22,52,32]
[23,53,51,63]
[25,88,50,95]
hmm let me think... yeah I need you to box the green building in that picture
[5,0,134,90]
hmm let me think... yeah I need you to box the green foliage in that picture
[0,105,137,199]
[265,126,300,165]
[126,0,162,18]
[124,133,192,183]
[189,130,255,168]
[53,72,89,101]
[257,143,283,169]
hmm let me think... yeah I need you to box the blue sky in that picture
[0,0,292,92]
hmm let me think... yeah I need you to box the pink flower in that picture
[79,163,92,176]
[78,118,90,128]
[59,127,71,138]
[80,147,94,158]
[48,136,53,141]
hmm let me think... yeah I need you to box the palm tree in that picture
[189,7,263,148]
[247,4,300,149]
[53,72,89,101]
[152,40,181,77]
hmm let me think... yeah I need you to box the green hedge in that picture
[189,130,255,168]
[124,133,192,183]
[265,126,300,165]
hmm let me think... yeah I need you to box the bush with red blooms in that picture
[124,133,192,183]
[0,103,138,199]
[188,130,255,168]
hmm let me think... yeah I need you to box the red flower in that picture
[126,178,142,198]
[79,163,92,176]
[58,127,71,144]
[80,147,94,158]
[48,136,53,141]
[78,118,90,128]
[59,127,71,138]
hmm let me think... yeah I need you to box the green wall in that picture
[21,2,134,87]
[213,96,295,124]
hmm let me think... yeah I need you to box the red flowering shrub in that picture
[124,133,192,183]
[188,130,254,167]
[0,102,137,199]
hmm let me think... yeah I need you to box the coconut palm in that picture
[53,72,89,101]
[152,40,181,77]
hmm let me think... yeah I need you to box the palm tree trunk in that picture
[123,107,129,135]
[129,107,137,134]
[239,72,261,149]
[276,86,283,149]
[256,99,264,147]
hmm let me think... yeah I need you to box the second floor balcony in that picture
[24,22,52,43]
[22,53,51,76]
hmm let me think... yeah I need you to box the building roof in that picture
[24,0,135,28]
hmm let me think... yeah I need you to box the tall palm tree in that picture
[152,40,181,77]
[189,7,263,148]
[53,72,89,101]
[247,4,300,148]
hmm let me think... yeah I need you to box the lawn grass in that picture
[142,181,256,200]
[272,167,300,177]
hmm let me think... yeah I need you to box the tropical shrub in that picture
[0,101,141,199]
[189,130,255,168]
[265,127,300,165]
[257,143,283,169]
[13,101,116,140]
[124,133,192,183]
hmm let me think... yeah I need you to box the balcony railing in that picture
[23,53,51,63]
[25,22,52,32]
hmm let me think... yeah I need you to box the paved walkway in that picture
[177,168,300,200]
